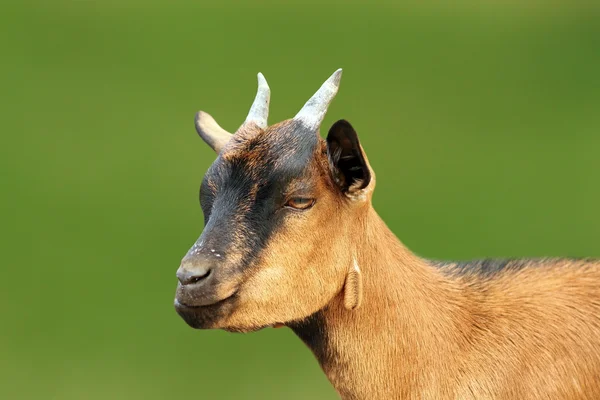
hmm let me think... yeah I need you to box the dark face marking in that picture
[196,120,321,282]
[177,121,326,330]
[432,257,599,279]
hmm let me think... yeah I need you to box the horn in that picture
[195,111,232,153]
[294,68,342,130]
[243,72,270,129]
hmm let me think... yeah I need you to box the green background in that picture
[2,1,600,399]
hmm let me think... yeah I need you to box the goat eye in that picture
[285,197,315,210]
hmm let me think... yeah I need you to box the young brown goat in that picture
[174,69,600,399]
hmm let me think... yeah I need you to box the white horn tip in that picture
[243,72,270,129]
[195,111,232,153]
[330,68,343,86]
[195,110,214,130]
[257,72,270,89]
[293,68,344,129]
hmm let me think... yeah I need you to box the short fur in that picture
[175,73,600,399]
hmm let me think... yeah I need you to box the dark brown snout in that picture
[176,261,212,286]
[174,251,239,309]
[174,251,240,329]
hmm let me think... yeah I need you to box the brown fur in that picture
[343,259,363,311]
[308,210,600,399]
[179,107,600,399]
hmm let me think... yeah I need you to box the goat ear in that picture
[343,259,363,311]
[195,111,232,153]
[326,120,372,196]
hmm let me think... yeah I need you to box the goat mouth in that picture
[174,291,237,309]
[174,291,238,330]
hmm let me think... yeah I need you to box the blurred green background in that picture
[2,1,600,399]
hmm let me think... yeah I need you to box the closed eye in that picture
[285,197,315,210]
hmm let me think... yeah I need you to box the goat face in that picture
[174,70,374,332]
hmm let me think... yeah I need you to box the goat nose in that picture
[176,264,212,286]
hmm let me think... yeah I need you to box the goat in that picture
[174,69,600,399]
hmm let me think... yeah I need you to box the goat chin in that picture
[222,324,278,334]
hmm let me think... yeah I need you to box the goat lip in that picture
[174,291,237,309]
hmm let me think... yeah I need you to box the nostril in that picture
[189,268,211,284]
[177,267,212,286]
